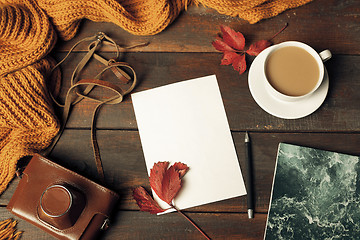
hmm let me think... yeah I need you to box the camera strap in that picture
[44,32,144,184]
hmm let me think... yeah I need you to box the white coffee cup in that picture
[263,41,331,102]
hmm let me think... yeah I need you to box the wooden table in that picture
[1,0,360,239]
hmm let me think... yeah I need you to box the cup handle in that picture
[319,49,332,62]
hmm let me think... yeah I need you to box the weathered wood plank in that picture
[105,211,267,240]
[54,0,360,54]
[51,52,360,131]
[0,210,53,240]
[1,1,358,240]
[0,208,266,240]
[2,132,360,213]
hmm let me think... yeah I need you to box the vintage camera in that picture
[7,154,119,240]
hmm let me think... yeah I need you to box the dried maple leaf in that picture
[212,37,236,52]
[156,165,182,204]
[212,25,248,74]
[134,161,188,211]
[133,186,165,214]
[212,23,288,74]
[220,25,245,51]
[148,161,169,202]
[149,161,185,204]
[133,161,188,213]
[173,162,189,178]
[220,51,239,65]
[246,40,272,56]
[220,51,247,74]
[133,162,210,239]
[231,54,247,74]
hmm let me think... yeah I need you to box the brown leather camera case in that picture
[7,154,119,240]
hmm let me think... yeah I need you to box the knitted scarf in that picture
[0,0,313,198]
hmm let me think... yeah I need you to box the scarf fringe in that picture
[0,219,22,240]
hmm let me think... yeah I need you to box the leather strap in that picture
[45,32,139,184]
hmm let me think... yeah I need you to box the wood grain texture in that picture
[3,132,360,212]
[1,0,359,239]
[2,132,359,239]
[51,52,360,131]
[0,208,266,240]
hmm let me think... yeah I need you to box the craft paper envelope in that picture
[132,75,246,212]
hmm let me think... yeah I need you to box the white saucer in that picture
[248,46,329,119]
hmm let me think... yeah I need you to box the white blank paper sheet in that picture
[132,75,246,212]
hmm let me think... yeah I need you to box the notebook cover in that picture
[264,143,360,239]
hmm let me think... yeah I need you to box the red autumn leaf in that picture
[133,186,165,214]
[173,162,189,179]
[220,25,245,51]
[133,162,189,213]
[159,165,182,204]
[149,161,169,201]
[213,24,288,74]
[149,161,188,205]
[220,52,246,74]
[220,51,240,66]
[231,54,247,74]
[132,163,209,239]
[246,40,272,56]
[212,37,235,52]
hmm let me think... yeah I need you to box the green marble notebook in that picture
[264,143,360,240]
